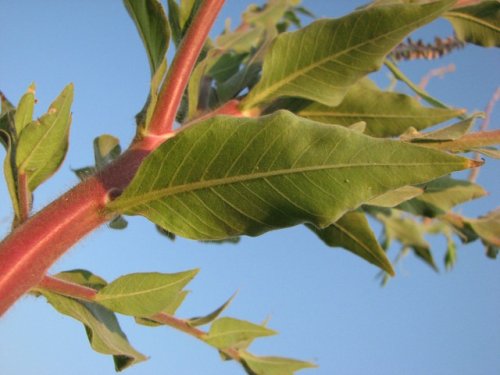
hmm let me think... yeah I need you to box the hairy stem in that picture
[16,172,31,226]
[0,0,226,317]
[146,0,226,136]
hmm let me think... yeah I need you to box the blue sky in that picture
[0,1,499,374]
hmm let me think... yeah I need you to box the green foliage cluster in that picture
[1,0,499,373]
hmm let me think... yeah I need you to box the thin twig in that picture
[469,87,500,182]
[36,275,242,362]
[418,64,456,97]
[385,59,462,115]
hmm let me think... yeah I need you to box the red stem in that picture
[16,172,31,225]
[37,275,241,361]
[147,0,226,136]
[0,0,226,317]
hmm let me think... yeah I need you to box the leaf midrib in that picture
[245,3,449,106]
[445,11,500,32]
[17,94,71,172]
[97,274,193,301]
[299,111,458,119]
[111,160,465,211]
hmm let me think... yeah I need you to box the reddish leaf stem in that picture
[0,0,226,316]
[36,275,241,361]
[146,0,226,136]
[16,172,31,226]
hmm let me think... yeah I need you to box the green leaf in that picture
[467,208,500,248]
[296,78,464,137]
[94,134,121,170]
[123,0,170,76]
[109,215,128,229]
[401,116,476,142]
[2,132,20,218]
[39,291,147,371]
[378,212,438,271]
[0,90,15,114]
[240,351,316,375]
[366,186,424,208]
[307,210,394,275]
[397,176,487,217]
[445,1,500,47]
[471,146,500,159]
[241,0,454,109]
[109,111,477,241]
[135,290,189,327]
[188,292,237,327]
[14,83,36,135]
[204,317,276,350]
[54,269,108,290]
[73,166,96,181]
[166,0,182,47]
[15,84,73,191]
[0,110,13,150]
[95,270,198,316]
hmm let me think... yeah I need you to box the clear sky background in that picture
[0,1,499,375]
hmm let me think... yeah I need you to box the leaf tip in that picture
[466,158,485,169]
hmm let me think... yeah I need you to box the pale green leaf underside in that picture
[110,111,473,241]
[297,78,463,137]
[96,270,198,316]
[367,185,424,207]
[15,84,73,191]
[14,84,35,135]
[445,1,500,47]
[308,210,394,275]
[241,0,454,109]
[240,351,317,375]
[40,291,147,371]
[204,317,276,350]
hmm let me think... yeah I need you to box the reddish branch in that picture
[0,0,226,317]
[36,275,241,361]
[147,0,226,136]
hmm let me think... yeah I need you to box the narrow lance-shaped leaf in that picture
[378,211,438,271]
[188,292,237,327]
[95,270,198,316]
[295,78,464,137]
[37,291,147,371]
[15,84,73,191]
[3,132,20,218]
[467,208,500,248]
[307,210,394,275]
[241,0,454,109]
[397,176,487,217]
[445,1,500,47]
[109,111,478,241]
[401,116,477,142]
[14,83,36,135]
[204,317,276,350]
[366,186,424,208]
[123,0,170,76]
[240,351,317,375]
